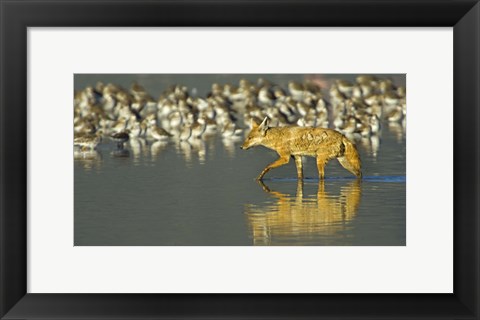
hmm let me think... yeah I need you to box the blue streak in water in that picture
[266,176,406,183]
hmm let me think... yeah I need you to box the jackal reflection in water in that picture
[245,180,361,245]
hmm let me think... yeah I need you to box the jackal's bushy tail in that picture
[338,137,362,178]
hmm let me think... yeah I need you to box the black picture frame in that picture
[1,0,478,319]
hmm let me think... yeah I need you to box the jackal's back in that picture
[262,127,346,157]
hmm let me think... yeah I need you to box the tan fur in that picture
[241,118,361,180]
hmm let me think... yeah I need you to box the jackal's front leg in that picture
[294,156,304,180]
[257,155,290,181]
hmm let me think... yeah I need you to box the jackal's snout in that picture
[240,143,251,150]
[240,135,255,150]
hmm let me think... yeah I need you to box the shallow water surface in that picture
[74,74,406,246]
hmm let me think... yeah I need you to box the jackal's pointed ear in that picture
[259,117,269,136]
[251,119,259,129]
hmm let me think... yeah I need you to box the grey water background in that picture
[74,74,406,246]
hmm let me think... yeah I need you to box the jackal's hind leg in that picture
[293,156,304,180]
[316,157,328,180]
[337,156,362,178]
[257,155,290,181]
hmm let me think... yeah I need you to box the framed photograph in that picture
[1,0,479,319]
[71,72,406,248]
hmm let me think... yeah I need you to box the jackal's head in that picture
[241,117,269,150]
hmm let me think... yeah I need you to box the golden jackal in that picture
[241,117,362,180]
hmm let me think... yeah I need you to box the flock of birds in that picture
[74,75,406,163]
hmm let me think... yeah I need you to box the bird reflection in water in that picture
[359,135,381,159]
[388,122,405,144]
[150,140,168,159]
[174,138,209,166]
[111,148,130,158]
[74,150,102,171]
[190,139,207,164]
[222,137,241,159]
[245,179,362,245]
[176,141,193,167]
[129,138,146,164]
